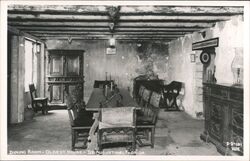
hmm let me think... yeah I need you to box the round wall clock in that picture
[200,51,211,64]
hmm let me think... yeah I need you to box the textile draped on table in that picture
[99,107,135,129]
[100,93,123,108]
[100,88,123,108]
[98,107,136,145]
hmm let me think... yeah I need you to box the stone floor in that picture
[7,109,221,156]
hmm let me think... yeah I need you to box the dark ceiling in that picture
[8,5,244,42]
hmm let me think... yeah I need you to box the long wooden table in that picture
[86,88,139,111]
[85,88,139,151]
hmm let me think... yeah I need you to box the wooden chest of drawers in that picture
[201,83,243,155]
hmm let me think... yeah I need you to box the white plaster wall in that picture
[212,16,244,84]
[168,35,200,118]
[45,40,170,99]
[167,15,243,118]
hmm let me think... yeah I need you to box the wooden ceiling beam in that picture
[7,5,243,41]
[8,10,107,16]
[8,17,220,23]
[17,29,194,34]
[119,6,243,15]
[12,25,109,30]
[40,36,175,41]
[8,21,110,27]
[116,26,204,29]
[119,15,232,21]
[27,30,188,34]
[8,14,231,23]
[8,21,214,28]
[116,35,180,38]
[115,37,174,40]
[8,13,232,21]
[116,31,192,34]
[118,22,214,28]
[13,26,201,32]
[32,34,181,39]
[8,5,108,15]
[28,31,112,35]
[20,28,110,32]
[8,26,44,42]
[8,14,109,20]
[116,28,198,32]
[8,5,243,16]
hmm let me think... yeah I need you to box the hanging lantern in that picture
[109,37,116,47]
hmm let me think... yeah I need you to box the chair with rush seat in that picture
[29,83,49,114]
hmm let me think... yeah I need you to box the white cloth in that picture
[99,107,135,129]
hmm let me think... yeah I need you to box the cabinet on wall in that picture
[201,83,243,155]
[46,50,85,107]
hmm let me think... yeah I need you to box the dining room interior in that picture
[5,3,247,157]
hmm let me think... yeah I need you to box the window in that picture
[24,39,39,92]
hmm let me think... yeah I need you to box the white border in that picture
[1,1,249,161]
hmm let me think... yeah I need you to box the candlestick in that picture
[105,85,108,97]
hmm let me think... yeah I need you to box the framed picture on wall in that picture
[106,47,116,55]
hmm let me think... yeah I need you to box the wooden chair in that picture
[97,107,136,152]
[138,88,152,115]
[136,85,146,103]
[136,91,161,148]
[163,81,183,111]
[66,94,92,151]
[29,83,48,114]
